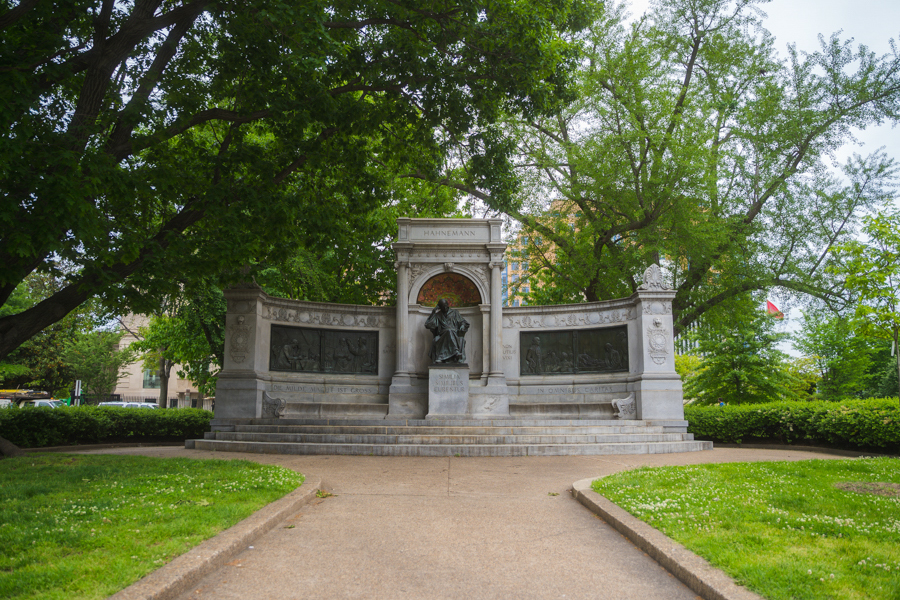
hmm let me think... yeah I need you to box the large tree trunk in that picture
[0,204,204,361]
[0,434,24,458]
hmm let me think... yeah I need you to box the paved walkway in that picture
[81,446,843,599]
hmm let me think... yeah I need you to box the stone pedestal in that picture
[427,365,469,419]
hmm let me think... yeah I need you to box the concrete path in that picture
[81,446,843,599]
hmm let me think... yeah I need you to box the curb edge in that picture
[572,477,765,600]
[108,476,322,600]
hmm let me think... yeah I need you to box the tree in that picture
[682,297,798,404]
[431,0,900,333]
[832,211,900,403]
[792,309,874,400]
[0,271,100,394]
[0,0,585,359]
[862,340,900,398]
[63,331,133,399]
[254,177,464,305]
[125,280,226,402]
[781,356,820,400]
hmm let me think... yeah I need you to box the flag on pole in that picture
[766,300,784,319]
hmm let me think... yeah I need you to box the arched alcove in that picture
[408,265,489,307]
[415,272,482,307]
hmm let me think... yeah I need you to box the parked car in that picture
[98,402,158,409]
[20,399,65,408]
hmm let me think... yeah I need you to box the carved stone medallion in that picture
[229,315,251,363]
[647,317,669,365]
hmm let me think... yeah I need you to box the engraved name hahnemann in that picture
[422,229,478,237]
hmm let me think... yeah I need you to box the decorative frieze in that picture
[408,250,491,260]
[504,308,633,329]
[263,304,393,328]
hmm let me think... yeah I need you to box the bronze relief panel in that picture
[520,326,628,375]
[270,325,378,374]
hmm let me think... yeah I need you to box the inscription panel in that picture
[270,383,322,394]
[409,225,489,242]
[432,371,467,393]
[270,325,378,374]
[520,326,628,375]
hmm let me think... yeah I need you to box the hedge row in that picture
[0,406,213,448]
[684,398,900,453]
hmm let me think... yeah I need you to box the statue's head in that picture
[437,298,450,312]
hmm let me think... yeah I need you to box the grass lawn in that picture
[0,453,304,600]
[592,458,900,600]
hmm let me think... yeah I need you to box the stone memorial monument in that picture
[425,298,470,418]
[213,217,685,426]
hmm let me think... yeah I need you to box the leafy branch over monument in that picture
[431,0,900,334]
[0,0,585,359]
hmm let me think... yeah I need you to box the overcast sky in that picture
[619,1,899,347]
[762,0,899,164]
[626,0,900,165]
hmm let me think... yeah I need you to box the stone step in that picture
[213,417,689,428]
[278,403,389,419]
[231,424,670,435]
[508,403,615,418]
[212,432,693,445]
[190,439,713,457]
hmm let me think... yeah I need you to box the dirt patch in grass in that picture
[835,481,900,498]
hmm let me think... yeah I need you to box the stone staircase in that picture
[188,418,712,457]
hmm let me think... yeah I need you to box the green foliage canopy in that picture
[63,330,133,398]
[793,309,875,400]
[0,0,584,359]
[831,211,900,404]
[442,0,900,332]
[682,298,798,404]
[0,271,100,394]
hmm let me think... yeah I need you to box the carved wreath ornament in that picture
[647,317,669,365]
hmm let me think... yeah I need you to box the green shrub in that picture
[0,406,213,448]
[685,398,900,452]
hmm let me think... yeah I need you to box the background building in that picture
[113,314,205,408]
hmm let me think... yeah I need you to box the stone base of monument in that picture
[194,416,711,456]
[509,402,616,419]
[426,364,469,419]
[468,382,510,419]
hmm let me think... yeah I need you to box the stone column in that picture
[395,259,410,378]
[630,264,684,421]
[388,252,424,418]
[489,261,504,379]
